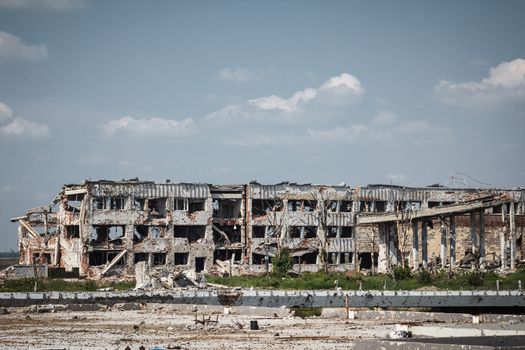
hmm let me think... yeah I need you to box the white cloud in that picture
[0,117,50,138]
[248,73,364,112]
[214,67,264,83]
[0,0,88,11]
[371,110,398,127]
[306,125,370,143]
[101,116,195,137]
[0,31,48,62]
[0,102,50,139]
[435,58,525,107]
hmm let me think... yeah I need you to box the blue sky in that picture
[0,0,524,250]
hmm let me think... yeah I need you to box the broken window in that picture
[214,249,242,262]
[90,225,125,244]
[212,199,241,218]
[289,226,316,239]
[326,201,338,212]
[174,198,188,211]
[88,251,123,266]
[252,199,283,217]
[428,201,454,208]
[134,198,146,210]
[296,252,317,264]
[195,257,206,272]
[213,225,241,244]
[110,197,125,210]
[288,200,317,212]
[375,201,386,212]
[189,199,206,213]
[252,226,266,238]
[33,253,51,264]
[174,253,189,265]
[150,226,161,238]
[149,198,167,217]
[288,200,301,212]
[341,226,352,238]
[303,200,317,212]
[173,225,206,243]
[64,225,80,239]
[252,253,266,265]
[359,201,373,212]
[340,201,353,212]
[133,225,148,243]
[93,197,107,210]
[327,226,338,238]
[66,194,84,212]
[134,253,148,263]
[152,253,166,266]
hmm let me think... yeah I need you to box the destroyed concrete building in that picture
[11,180,525,278]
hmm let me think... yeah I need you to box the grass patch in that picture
[0,278,135,292]
[207,267,525,291]
[292,307,322,318]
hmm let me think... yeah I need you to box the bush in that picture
[272,249,293,276]
[393,264,412,280]
[466,271,485,286]
[416,269,433,284]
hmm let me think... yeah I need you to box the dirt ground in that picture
[0,305,397,350]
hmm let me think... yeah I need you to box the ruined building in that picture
[11,180,525,279]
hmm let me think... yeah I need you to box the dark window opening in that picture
[214,249,242,262]
[492,205,503,214]
[189,199,206,213]
[252,199,283,217]
[133,225,148,243]
[213,225,241,244]
[173,225,206,243]
[327,252,336,264]
[195,257,206,272]
[66,194,84,212]
[149,198,167,217]
[340,200,353,212]
[303,200,317,212]
[212,199,241,219]
[88,251,122,266]
[375,201,386,212]
[174,198,188,211]
[110,197,125,210]
[359,252,378,269]
[327,226,338,238]
[90,225,125,244]
[134,198,146,210]
[150,226,162,238]
[152,253,166,266]
[326,201,338,212]
[65,225,80,239]
[252,253,266,265]
[174,253,189,265]
[33,253,51,264]
[297,252,317,264]
[252,226,266,238]
[359,201,373,212]
[93,197,107,210]
[134,253,148,263]
[290,226,316,239]
[341,226,352,238]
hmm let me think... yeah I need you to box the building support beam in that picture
[377,223,388,273]
[449,216,456,267]
[421,221,428,268]
[479,210,485,262]
[440,219,447,268]
[510,201,516,270]
[470,212,477,253]
[412,221,419,269]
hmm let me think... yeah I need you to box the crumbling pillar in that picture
[501,226,507,270]
[440,219,447,268]
[510,201,516,270]
[377,223,388,273]
[389,224,399,267]
[449,216,456,267]
[412,221,419,269]
[470,212,477,252]
[421,221,428,268]
[479,210,485,262]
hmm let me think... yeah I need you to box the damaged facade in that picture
[11,180,525,278]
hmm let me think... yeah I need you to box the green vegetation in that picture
[207,267,525,291]
[272,249,293,277]
[0,278,135,292]
[292,307,322,318]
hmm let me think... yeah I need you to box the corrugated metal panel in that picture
[89,183,209,198]
[329,238,354,252]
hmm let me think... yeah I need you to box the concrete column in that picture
[501,226,507,270]
[421,221,428,268]
[470,212,477,252]
[389,224,399,267]
[479,210,485,262]
[440,220,447,268]
[510,202,516,270]
[336,252,341,265]
[450,216,456,267]
[412,221,419,269]
[377,223,388,273]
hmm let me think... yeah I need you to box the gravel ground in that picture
[0,306,397,350]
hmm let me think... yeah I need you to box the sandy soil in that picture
[0,306,397,350]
